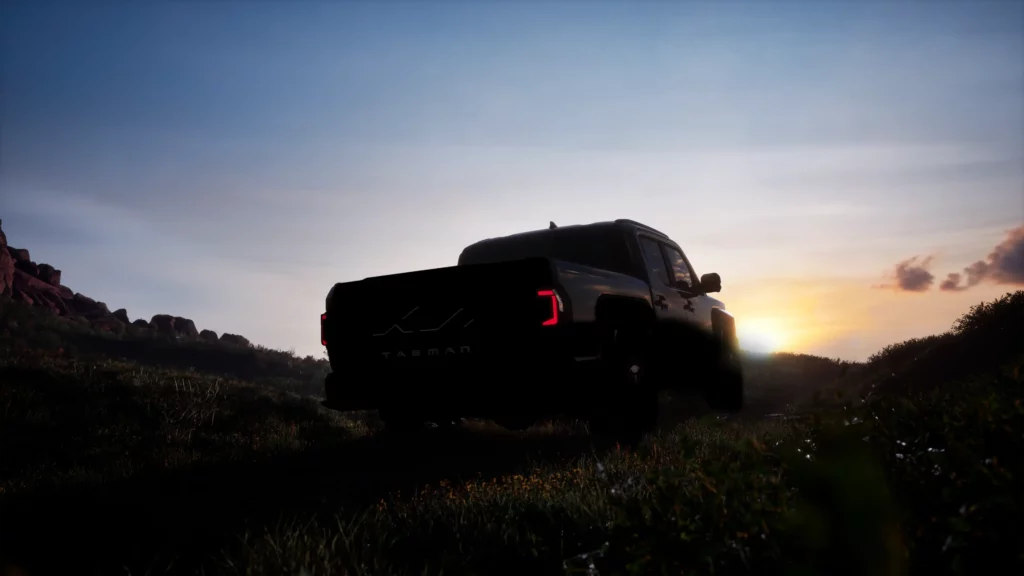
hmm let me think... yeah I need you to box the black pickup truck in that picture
[320,219,743,443]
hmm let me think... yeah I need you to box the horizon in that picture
[2,0,1022,361]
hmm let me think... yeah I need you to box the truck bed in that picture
[321,257,585,412]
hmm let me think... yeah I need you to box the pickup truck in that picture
[320,219,743,444]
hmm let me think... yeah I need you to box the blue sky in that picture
[2,0,1022,359]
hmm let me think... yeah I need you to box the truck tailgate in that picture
[323,257,565,372]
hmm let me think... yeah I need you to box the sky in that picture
[1,0,1022,360]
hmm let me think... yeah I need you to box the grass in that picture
[0,292,1022,575]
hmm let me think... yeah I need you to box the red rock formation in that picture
[7,247,29,263]
[70,293,110,319]
[0,219,257,348]
[0,220,15,297]
[36,263,61,287]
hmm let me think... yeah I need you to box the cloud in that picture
[939,272,966,291]
[879,255,936,292]
[940,224,1024,291]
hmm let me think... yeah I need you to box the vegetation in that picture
[0,299,330,396]
[0,292,1021,575]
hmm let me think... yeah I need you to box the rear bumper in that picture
[321,354,606,418]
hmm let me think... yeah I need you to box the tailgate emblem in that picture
[372,306,473,337]
[381,345,472,359]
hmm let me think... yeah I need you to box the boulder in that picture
[199,329,219,342]
[220,333,250,347]
[173,316,198,339]
[0,220,13,297]
[151,314,176,335]
[112,308,130,324]
[36,263,61,287]
[14,260,38,277]
[7,247,29,263]
[132,319,151,328]
[71,293,110,318]
[150,314,199,339]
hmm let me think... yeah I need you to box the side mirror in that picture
[699,272,722,293]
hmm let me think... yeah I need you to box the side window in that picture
[639,237,671,285]
[663,245,694,289]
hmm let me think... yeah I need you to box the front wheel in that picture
[705,342,744,412]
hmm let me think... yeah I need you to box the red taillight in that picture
[320,313,327,346]
[537,289,559,326]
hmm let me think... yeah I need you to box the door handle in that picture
[654,295,668,309]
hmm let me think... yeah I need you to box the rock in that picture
[220,333,250,347]
[13,269,61,296]
[0,220,13,297]
[33,290,69,316]
[14,260,38,277]
[14,291,34,306]
[7,247,29,263]
[36,263,61,286]
[91,316,126,335]
[71,293,110,318]
[0,219,239,348]
[173,316,198,338]
[151,314,176,335]
[150,314,199,339]
[113,308,130,324]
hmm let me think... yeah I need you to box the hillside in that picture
[0,292,1019,575]
[0,217,1021,575]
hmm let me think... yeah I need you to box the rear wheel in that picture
[589,352,658,448]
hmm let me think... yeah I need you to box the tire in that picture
[589,352,658,448]
[706,340,744,412]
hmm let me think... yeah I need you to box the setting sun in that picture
[737,317,791,354]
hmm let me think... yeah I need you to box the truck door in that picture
[637,235,700,328]
[660,242,716,333]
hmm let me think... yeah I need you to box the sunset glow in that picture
[737,317,791,354]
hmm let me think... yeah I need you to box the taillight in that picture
[320,313,327,346]
[537,289,560,326]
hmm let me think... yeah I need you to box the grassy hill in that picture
[0,292,1021,575]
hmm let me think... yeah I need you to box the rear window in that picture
[459,227,634,275]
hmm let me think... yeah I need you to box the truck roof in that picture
[463,219,667,252]
[458,219,669,275]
